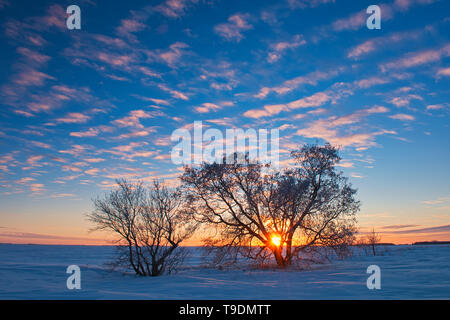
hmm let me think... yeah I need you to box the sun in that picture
[271,235,281,247]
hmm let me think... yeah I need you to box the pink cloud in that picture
[85,168,100,176]
[17,47,51,65]
[138,66,161,78]
[254,69,340,99]
[288,0,335,9]
[380,44,450,71]
[84,158,105,163]
[116,19,146,41]
[13,69,55,87]
[245,91,332,118]
[70,128,100,138]
[30,183,45,194]
[97,52,133,67]
[214,13,253,42]
[59,144,88,156]
[295,107,395,148]
[332,11,366,31]
[158,84,189,100]
[113,110,155,129]
[26,155,44,166]
[194,101,234,114]
[135,96,171,106]
[155,0,198,18]
[117,128,157,139]
[389,113,415,121]
[388,94,423,107]
[267,35,306,63]
[56,113,91,124]
[39,4,66,30]
[437,67,450,77]
[348,30,425,59]
[159,42,189,67]
[355,77,389,89]
[426,104,444,110]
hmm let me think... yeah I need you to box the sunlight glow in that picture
[271,235,281,247]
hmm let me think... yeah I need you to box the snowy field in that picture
[0,244,449,299]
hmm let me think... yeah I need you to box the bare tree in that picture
[88,179,196,276]
[366,228,382,256]
[181,144,359,269]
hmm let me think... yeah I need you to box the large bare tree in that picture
[88,179,196,276]
[181,144,359,268]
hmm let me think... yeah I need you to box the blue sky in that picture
[0,0,449,244]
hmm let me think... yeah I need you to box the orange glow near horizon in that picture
[1,230,449,246]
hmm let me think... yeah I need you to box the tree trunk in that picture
[273,247,286,268]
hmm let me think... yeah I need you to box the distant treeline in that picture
[413,241,450,245]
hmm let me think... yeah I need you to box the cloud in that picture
[426,104,445,110]
[56,113,91,124]
[422,196,450,205]
[348,29,426,59]
[29,141,51,149]
[30,183,45,194]
[26,155,44,166]
[158,42,189,67]
[158,84,189,100]
[70,128,100,138]
[354,77,389,89]
[12,68,54,87]
[112,110,157,130]
[288,0,335,9]
[84,158,105,163]
[195,103,221,113]
[214,13,253,42]
[116,19,147,42]
[389,113,415,121]
[17,47,51,65]
[380,43,450,71]
[332,11,367,31]
[332,0,436,33]
[50,193,77,198]
[388,93,423,107]
[116,128,157,139]
[437,67,450,77]
[154,0,198,18]
[0,0,10,9]
[134,96,171,106]
[16,177,35,184]
[0,231,104,243]
[37,4,66,30]
[245,91,331,118]
[294,107,394,148]
[267,35,306,63]
[59,144,88,156]
[195,101,234,113]
[381,224,420,230]
[336,162,354,168]
[254,69,340,99]
[383,224,450,235]
[85,168,100,176]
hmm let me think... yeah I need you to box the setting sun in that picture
[271,235,281,247]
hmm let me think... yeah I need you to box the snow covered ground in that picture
[0,244,449,299]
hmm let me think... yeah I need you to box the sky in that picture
[0,0,449,245]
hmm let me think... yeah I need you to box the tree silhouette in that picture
[88,179,196,276]
[181,144,359,268]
